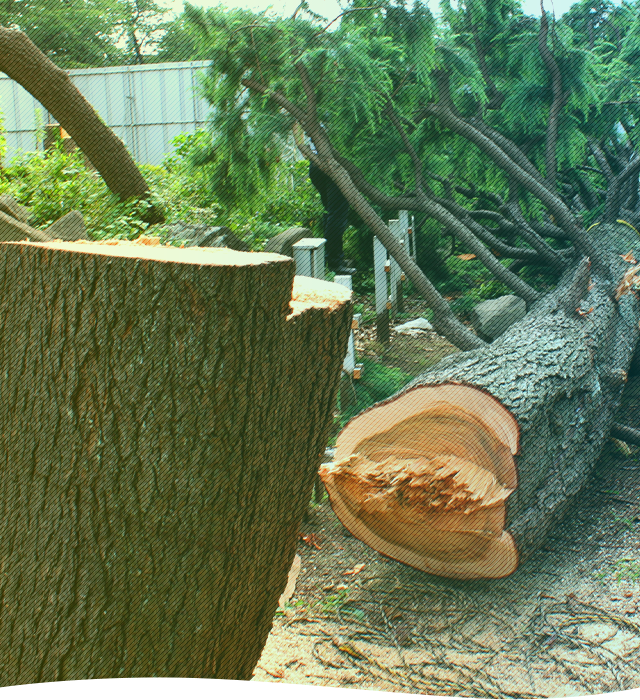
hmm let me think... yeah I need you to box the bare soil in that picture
[253,297,640,697]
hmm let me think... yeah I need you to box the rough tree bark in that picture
[0,240,352,683]
[0,28,163,223]
[321,223,640,579]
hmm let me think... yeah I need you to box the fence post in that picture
[373,235,390,344]
[389,219,408,316]
[292,238,326,278]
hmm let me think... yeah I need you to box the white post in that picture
[292,238,326,278]
[388,219,404,316]
[334,275,356,374]
[410,214,417,261]
[373,236,390,343]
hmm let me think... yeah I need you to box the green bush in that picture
[338,357,414,428]
[1,147,156,239]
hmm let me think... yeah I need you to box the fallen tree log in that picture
[321,222,640,580]
[0,239,352,683]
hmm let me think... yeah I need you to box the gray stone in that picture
[394,317,434,334]
[193,227,250,251]
[263,227,311,257]
[0,210,52,242]
[163,222,250,251]
[44,210,86,241]
[0,195,31,223]
[471,294,527,340]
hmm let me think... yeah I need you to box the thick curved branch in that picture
[538,5,566,190]
[467,119,546,185]
[420,102,604,267]
[334,154,542,303]
[0,27,162,222]
[385,105,428,194]
[604,155,640,223]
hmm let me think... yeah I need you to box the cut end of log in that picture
[289,275,353,317]
[320,382,520,579]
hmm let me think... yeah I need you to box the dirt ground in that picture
[253,298,640,698]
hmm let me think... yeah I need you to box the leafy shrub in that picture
[1,147,156,239]
[338,357,413,427]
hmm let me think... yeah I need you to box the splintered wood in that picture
[320,383,520,580]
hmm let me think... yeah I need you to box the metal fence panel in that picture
[0,60,213,166]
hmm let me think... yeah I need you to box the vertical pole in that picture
[389,219,404,317]
[410,214,417,261]
[334,275,356,376]
[374,236,390,345]
[312,241,326,279]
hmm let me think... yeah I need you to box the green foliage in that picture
[0,0,126,67]
[0,139,227,240]
[338,357,413,426]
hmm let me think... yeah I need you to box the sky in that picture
[159,0,601,23]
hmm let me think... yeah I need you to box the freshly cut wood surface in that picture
[0,239,352,683]
[321,382,520,579]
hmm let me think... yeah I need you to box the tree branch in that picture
[334,151,542,302]
[434,198,546,261]
[385,103,428,194]
[240,78,309,125]
[538,3,566,190]
[420,101,604,266]
[604,155,640,223]
[588,137,615,181]
[467,118,546,185]
[466,8,505,111]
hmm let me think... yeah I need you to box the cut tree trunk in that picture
[321,223,640,580]
[0,239,352,684]
[0,28,163,223]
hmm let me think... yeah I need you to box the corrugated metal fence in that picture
[0,60,213,166]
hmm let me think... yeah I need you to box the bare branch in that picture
[575,165,605,177]
[587,137,615,181]
[604,154,640,222]
[315,6,383,35]
[538,3,566,191]
[420,101,605,266]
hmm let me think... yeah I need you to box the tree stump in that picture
[0,240,352,684]
[321,223,640,579]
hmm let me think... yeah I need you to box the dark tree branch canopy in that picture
[538,3,566,190]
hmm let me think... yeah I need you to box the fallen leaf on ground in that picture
[299,533,322,549]
[457,253,476,260]
[342,563,366,576]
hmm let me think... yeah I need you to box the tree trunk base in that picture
[0,241,352,683]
